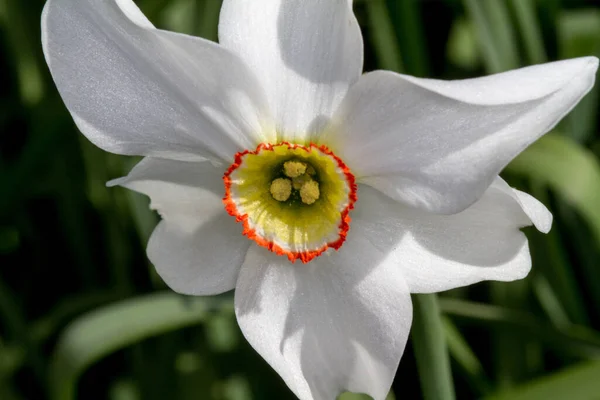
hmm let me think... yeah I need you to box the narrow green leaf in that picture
[440,298,600,359]
[558,10,600,59]
[206,309,239,353]
[219,375,254,400]
[412,294,456,400]
[1,0,45,105]
[506,134,600,245]
[508,134,600,316]
[490,280,531,389]
[48,293,232,400]
[386,0,428,76]
[554,201,600,320]
[531,275,571,327]
[365,0,403,73]
[109,380,141,400]
[160,0,196,35]
[446,17,479,70]
[175,352,212,400]
[481,0,520,69]
[337,391,395,400]
[30,291,123,344]
[525,184,589,326]
[197,0,222,41]
[0,226,20,254]
[509,0,547,64]
[485,361,600,400]
[0,278,45,381]
[0,338,25,375]
[558,10,600,142]
[443,317,492,395]
[0,337,26,400]
[462,0,505,73]
[137,0,172,22]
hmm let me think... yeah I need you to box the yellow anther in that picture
[283,160,307,178]
[270,178,292,202]
[300,180,320,205]
[306,165,316,176]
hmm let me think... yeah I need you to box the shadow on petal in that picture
[276,0,361,84]
[353,183,533,293]
[236,212,411,399]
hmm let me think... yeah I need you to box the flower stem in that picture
[411,293,456,400]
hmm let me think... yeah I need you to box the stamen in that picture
[283,160,307,178]
[270,178,292,202]
[300,180,320,205]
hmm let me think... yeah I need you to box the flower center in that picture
[223,142,357,263]
[269,160,320,204]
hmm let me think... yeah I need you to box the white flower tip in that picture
[575,56,599,88]
[576,56,599,88]
[584,56,600,71]
[530,205,553,235]
[513,189,553,234]
[106,177,126,188]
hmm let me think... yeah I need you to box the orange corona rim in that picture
[223,142,357,263]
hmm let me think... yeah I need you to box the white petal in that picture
[235,231,411,400]
[353,179,550,293]
[218,0,363,142]
[148,219,249,295]
[108,157,224,230]
[110,158,249,295]
[42,0,274,163]
[323,57,598,214]
[512,189,553,234]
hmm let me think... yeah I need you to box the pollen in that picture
[300,180,320,205]
[283,160,307,178]
[270,178,292,202]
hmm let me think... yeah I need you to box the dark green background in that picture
[2,0,600,399]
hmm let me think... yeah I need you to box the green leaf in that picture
[558,10,600,60]
[412,294,456,400]
[490,280,531,389]
[365,0,403,73]
[109,380,141,400]
[462,0,510,73]
[1,0,45,105]
[509,0,547,64]
[558,10,600,142]
[506,134,600,246]
[481,0,519,69]
[440,298,600,359]
[531,275,571,327]
[196,0,222,41]
[337,391,395,400]
[525,184,590,326]
[446,17,479,70]
[485,361,600,400]
[443,317,492,395]
[48,293,232,400]
[386,0,428,76]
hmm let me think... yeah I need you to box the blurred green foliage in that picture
[1,0,600,399]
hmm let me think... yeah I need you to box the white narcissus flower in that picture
[42,0,598,399]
